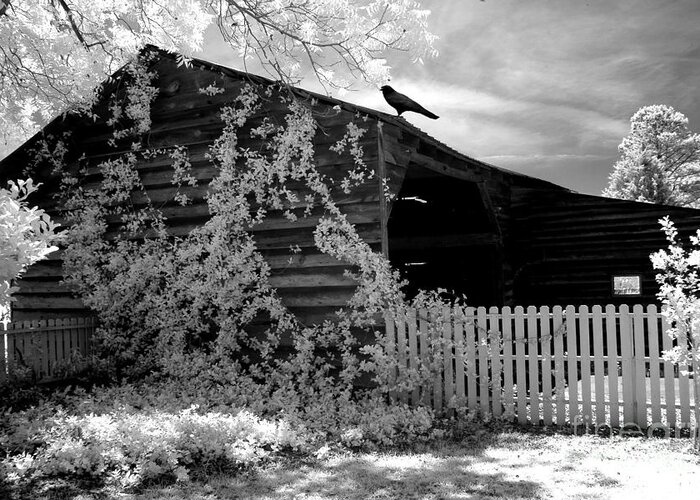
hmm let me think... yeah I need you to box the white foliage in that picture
[0,0,211,152]
[0,0,436,156]
[0,178,60,324]
[603,105,700,207]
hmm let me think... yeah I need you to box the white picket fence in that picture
[385,304,698,431]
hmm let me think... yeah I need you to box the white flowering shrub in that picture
[0,179,60,325]
[650,217,700,448]
[0,405,305,489]
[106,54,160,145]
[651,217,700,365]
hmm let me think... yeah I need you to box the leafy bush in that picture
[0,377,438,494]
[0,178,60,324]
[5,59,476,494]
[1,405,305,490]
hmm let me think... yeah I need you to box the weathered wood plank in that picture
[552,306,566,425]
[514,306,527,424]
[385,312,397,401]
[276,287,356,307]
[526,306,540,424]
[566,305,579,423]
[464,307,478,412]
[14,280,75,294]
[661,313,676,427]
[269,269,358,289]
[646,304,662,425]
[12,295,86,310]
[501,306,515,418]
[591,305,606,425]
[578,305,593,424]
[677,325,691,425]
[453,307,466,408]
[605,304,621,428]
[488,306,502,418]
[263,251,347,269]
[407,307,420,405]
[396,309,408,404]
[419,307,432,407]
[632,304,648,427]
[442,306,453,410]
[431,308,443,412]
[540,305,553,426]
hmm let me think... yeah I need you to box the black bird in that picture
[380,85,439,120]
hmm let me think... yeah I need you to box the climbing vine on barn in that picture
[27,52,457,436]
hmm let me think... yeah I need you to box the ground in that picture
[21,430,700,500]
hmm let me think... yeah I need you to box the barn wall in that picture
[3,55,382,326]
[9,51,689,323]
[510,187,700,306]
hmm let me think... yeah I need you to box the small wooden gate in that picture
[1,317,95,383]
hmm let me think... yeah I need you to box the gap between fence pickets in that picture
[385,304,697,431]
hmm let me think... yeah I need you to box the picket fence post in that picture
[661,312,676,427]
[578,305,593,425]
[464,307,478,412]
[514,306,528,424]
[540,306,553,426]
[501,306,514,418]
[646,304,662,424]
[632,304,648,427]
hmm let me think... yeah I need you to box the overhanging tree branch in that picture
[54,0,89,49]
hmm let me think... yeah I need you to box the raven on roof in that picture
[380,85,439,120]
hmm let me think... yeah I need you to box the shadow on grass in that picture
[9,434,551,499]
[146,438,543,500]
[5,477,111,500]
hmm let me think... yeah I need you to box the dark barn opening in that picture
[387,165,501,305]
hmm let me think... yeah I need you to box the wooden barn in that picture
[2,47,700,324]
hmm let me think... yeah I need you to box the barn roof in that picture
[174,48,568,191]
[0,45,565,192]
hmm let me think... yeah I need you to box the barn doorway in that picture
[387,165,504,306]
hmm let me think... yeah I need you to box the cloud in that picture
[344,78,627,178]
[371,0,700,194]
[197,0,700,196]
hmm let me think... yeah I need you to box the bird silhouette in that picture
[380,85,439,120]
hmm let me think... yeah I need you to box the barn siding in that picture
[6,49,700,325]
[4,54,383,326]
[510,187,700,306]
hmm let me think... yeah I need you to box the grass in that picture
[28,431,699,500]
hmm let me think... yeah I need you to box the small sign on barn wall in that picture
[612,275,642,296]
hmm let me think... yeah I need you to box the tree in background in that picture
[0,179,60,325]
[603,105,700,208]
[0,0,436,157]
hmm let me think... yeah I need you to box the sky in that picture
[202,0,700,196]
